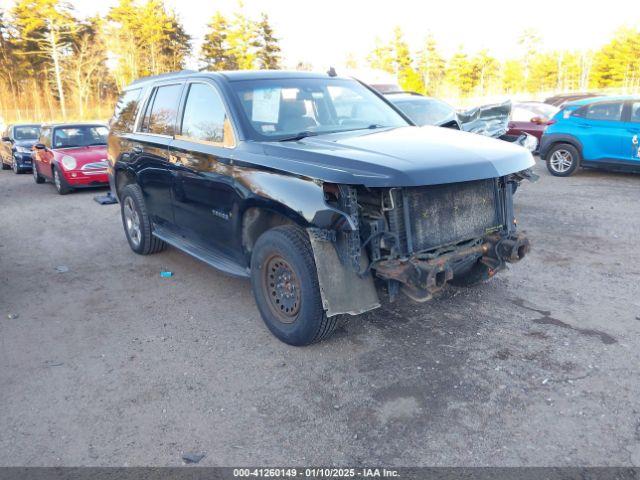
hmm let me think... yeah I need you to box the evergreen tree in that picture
[226,3,258,70]
[201,12,235,71]
[418,34,445,96]
[255,13,280,70]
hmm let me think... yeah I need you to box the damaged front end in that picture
[458,101,538,152]
[310,171,535,314]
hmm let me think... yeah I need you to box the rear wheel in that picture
[120,183,166,255]
[546,143,580,177]
[250,225,337,346]
[32,162,45,183]
[52,167,72,195]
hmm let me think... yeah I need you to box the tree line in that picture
[0,0,638,123]
[0,0,280,122]
[366,26,640,99]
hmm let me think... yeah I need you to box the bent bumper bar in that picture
[374,232,530,302]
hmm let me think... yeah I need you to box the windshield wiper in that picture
[278,131,319,142]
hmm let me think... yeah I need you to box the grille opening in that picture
[434,270,448,287]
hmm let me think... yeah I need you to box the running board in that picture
[152,224,250,278]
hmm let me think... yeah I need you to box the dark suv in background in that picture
[108,70,535,346]
[1,123,40,173]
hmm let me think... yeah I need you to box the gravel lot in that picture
[1,159,639,467]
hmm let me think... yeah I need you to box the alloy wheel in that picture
[549,149,574,173]
[262,254,301,323]
[123,196,141,247]
[54,169,62,191]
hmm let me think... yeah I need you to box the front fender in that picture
[235,169,356,230]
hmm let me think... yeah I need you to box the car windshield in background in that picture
[14,126,40,140]
[388,97,455,126]
[52,125,108,149]
[229,77,409,140]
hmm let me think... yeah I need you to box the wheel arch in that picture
[541,134,583,162]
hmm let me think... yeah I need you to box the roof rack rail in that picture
[130,70,197,85]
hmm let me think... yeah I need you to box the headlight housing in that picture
[15,145,30,154]
[523,134,538,152]
[61,155,77,170]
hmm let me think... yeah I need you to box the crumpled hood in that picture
[457,101,511,138]
[260,126,534,187]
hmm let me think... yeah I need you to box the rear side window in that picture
[111,88,142,133]
[583,102,623,121]
[630,101,640,123]
[140,84,183,136]
[179,83,234,147]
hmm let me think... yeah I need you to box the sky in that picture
[2,0,640,70]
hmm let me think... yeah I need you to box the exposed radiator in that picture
[388,179,501,254]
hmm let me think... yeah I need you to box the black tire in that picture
[119,183,166,255]
[250,225,337,346]
[546,143,580,177]
[32,163,45,184]
[52,166,72,195]
[1,160,10,170]
[12,157,22,174]
[449,260,493,287]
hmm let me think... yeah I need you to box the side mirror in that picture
[2,136,12,142]
[34,143,46,150]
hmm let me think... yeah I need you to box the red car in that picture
[506,102,559,149]
[32,123,109,194]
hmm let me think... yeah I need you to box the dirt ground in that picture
[1,159,639,467]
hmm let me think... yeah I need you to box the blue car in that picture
[539,95,640,176]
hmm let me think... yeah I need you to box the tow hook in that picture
[496,234,530,263]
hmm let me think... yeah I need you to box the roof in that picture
[9,123,41,128]
[565,95,640,107]
[126,69,350,88]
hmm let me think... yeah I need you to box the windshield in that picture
[14,126,40,140]
[388,97,455,126]
[229,77,409,140]
[52,126,108,149]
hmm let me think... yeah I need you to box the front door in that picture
[575,101,627,162]
[169,81,240,255]
[133,82,184,224]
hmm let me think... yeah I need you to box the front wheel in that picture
[32,163,45,183]
[12,157,22,174]
[546,143,580,177]
[1,160,10,170]
[53,167,72,194]
[250,225,337,346]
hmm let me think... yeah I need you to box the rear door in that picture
[622,100,640,164]
[169,80,240,254]
[573,101,626,161]
[133,82,184,224]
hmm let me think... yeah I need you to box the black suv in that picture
[108,70,535,346]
